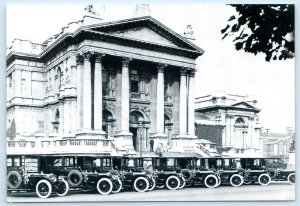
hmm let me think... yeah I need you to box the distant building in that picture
[194,91,261,157]
[260,127,295,161]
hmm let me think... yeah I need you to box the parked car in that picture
[7,155,69,198]
[240,158,272,186]
[39,155,116,195]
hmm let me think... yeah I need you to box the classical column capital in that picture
[83,51,92,61]
[122,57,132,67]
[94,53,105,63]
[189,69,196,77]
[157,63,167,73]
[76,54,83,65]
[180,67,188,76]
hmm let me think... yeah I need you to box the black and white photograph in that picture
[5,3,295,202]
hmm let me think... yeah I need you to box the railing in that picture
[7,138,117,155]
[196,144,211,157]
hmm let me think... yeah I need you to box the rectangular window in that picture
[102,158,111,167]
[167,158,175,166]
[131,80,139,93]
[7,158,12,167]
[13,158,20,167]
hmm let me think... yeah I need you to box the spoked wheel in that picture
[111,178,123,194]
[178,176,186,189]
[36,179,52,199]
[204,174,218,188]
[287,173,295,185]
[258,174,271,186]
[7,171,22,189]
[56,179,69,197]
[230,174,244,187]
[216,178,222,187]
[166,176,180,190]
[96,178,113,195]
[134,177,149,192]
[148,177,156,191]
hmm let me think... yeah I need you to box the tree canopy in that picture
[221,4,294,61]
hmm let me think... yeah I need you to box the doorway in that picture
[130,127,138,150]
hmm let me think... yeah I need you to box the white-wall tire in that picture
[111,178,122,194]
[178,176,186,189]
[204,174,218,188]
[287,173,295,185]
[148,177,156,191]
[134,177,149,192]
[230,174,244,187]
[36,179,52,199]
[258,174,271,186]
[96,178,113,195]
[166,176,180,190]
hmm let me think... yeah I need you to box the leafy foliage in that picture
[7,119,16,140]
[222,4,294,61]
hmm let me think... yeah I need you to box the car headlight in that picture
[111,175,119,180]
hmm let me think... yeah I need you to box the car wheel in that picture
[148,177,156,191]
[134,177,149,192]
[36,179,52,199]
[258,174,271,186]
[7,171,22,189]
[287,173,295,184]
[97,178,113,195]
[111,178,123,194]
[230,174,244,187]
[166,176,180,190]
[67,170,83,187]
[178,176,186,189]
[56,179,69,197]
[204,174,218,188]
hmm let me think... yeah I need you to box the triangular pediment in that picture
[87,16,204,53]
[107,26,180,48]
[231,102,255,109]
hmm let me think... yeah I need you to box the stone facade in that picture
[6,11,204,156]
[195,91,261,157]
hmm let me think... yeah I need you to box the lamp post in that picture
[138,122,143,157]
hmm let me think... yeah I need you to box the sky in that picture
[6,3,295,133]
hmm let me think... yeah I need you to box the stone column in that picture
[64,99,70,135]
[82,52,92,130]
[188,69,195,136]
[14,70,22,98]
[120,57,131,132]
[76,54,84,130]
[94,53,105,132]
[156,64,167,135]
[59,101,64,135]
[179,68,188,135]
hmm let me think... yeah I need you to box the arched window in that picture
[235,117,245,126]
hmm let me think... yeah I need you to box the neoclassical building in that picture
[194,91,262,157]
[6,9,204,156]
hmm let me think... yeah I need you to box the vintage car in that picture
[175,157,221,188]
[149,155,192,190]
[39,155,117,195]
[208,157,244,187]
[263,158,295,184]
[240,158,272,186]
[7,155,69,198]
[112,157,156,192]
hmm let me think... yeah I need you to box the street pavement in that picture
[7,182,295,203]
